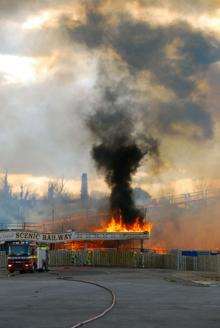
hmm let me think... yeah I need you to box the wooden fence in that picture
[182,255,220,272]
[1,250,220,272]
[48,250,220,272]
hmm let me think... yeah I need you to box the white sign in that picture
[0,230,149,243]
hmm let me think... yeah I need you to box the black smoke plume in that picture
[88,90,159,225]
[93,141,143,223]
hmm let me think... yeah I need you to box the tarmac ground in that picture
[0,267,220,328]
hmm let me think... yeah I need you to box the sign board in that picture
[0,230,150,243]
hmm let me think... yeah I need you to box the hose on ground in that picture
[57,276,116,328]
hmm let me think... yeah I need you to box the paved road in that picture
[0,268,219,328]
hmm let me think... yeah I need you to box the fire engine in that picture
[7,241,48,273]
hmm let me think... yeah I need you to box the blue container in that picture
[182,250,198,257]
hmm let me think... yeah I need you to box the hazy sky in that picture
[0,0,220,195]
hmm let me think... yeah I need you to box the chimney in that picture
[81,173,89,209]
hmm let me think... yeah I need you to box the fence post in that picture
[193,257,198,271]
[176,250,182,271]
[217,255,220,273]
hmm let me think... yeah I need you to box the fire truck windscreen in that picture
[8,244,29,256]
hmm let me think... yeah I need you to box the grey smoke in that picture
[69,12,220,140]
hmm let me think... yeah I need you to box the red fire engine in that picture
[7,241,48,273]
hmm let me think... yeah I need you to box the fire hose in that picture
[57,276,116,328]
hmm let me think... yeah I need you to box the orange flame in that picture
[152,247,168,254]
[97,216,152,233]
[56,241,107,250]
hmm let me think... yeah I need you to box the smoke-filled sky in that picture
[0,0,220,195]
